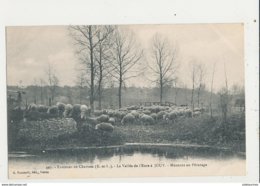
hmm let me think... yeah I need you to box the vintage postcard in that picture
[6,24,246,179]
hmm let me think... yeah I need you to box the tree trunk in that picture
[197,87,200,107]
[160,74,163,105]
[40,86,43,105]
[118,79,122,109]
[98,46,103,110]
[89,26,94,112]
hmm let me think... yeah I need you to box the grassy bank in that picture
[12,113,245,153]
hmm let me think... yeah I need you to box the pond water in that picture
[9,144,246,178]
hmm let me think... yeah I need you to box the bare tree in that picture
[219,62,230,125]
[196,64,206,107]
[209,62,216,118]
[75,71,87,104]
[110,28,143,108]
[46,64,59,106]
[39,78,46,105]
[173,78,179,105]
[32,78,38,104]
[94,28,115,110]
[69,25,114,112]
[190,61,198,113]
[148,34,178,104]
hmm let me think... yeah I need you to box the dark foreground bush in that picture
[16,118,77,148]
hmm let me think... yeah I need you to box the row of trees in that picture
[69,25,180,112]
[27,25,243,121]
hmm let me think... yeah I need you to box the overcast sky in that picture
[6,24,244,91]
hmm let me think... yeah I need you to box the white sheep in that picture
[121,113,135,125]
[80,104,89,120]
[130,110,140,118]
[108,117,116,125]
[97,114,109,122]
[63,104,73,117]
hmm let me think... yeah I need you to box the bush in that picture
[17,118,78,143]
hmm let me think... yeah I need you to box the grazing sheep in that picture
[56,102,65,117]
[95,122,114,133]
[85,117,98,126]
[193,111,201,117]
[114,111,127,120]
[70,104,81,120]
[157,111,167,120]
[94,110,103,116]
[47,105,59,115]
[167,111,178,121]
[140,114,155,125]
[107,110,115,117]
[121,113,135,125]
[97,114,109,123]
[108,117,116,125]
[28,103,37,112]
[127,105,139,110]
[142,110,151,115]
[63,104,73,117]
[80,104,90,120]
[130,110,140,118]
[150,113,157,120]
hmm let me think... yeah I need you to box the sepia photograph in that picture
[6,24,246,179]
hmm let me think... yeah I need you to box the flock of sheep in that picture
[24,102,204,133]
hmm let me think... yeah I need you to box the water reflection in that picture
[9,144,245,165]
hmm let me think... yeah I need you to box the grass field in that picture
[13,113,245,153]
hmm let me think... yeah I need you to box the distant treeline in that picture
[7,85,225,109]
